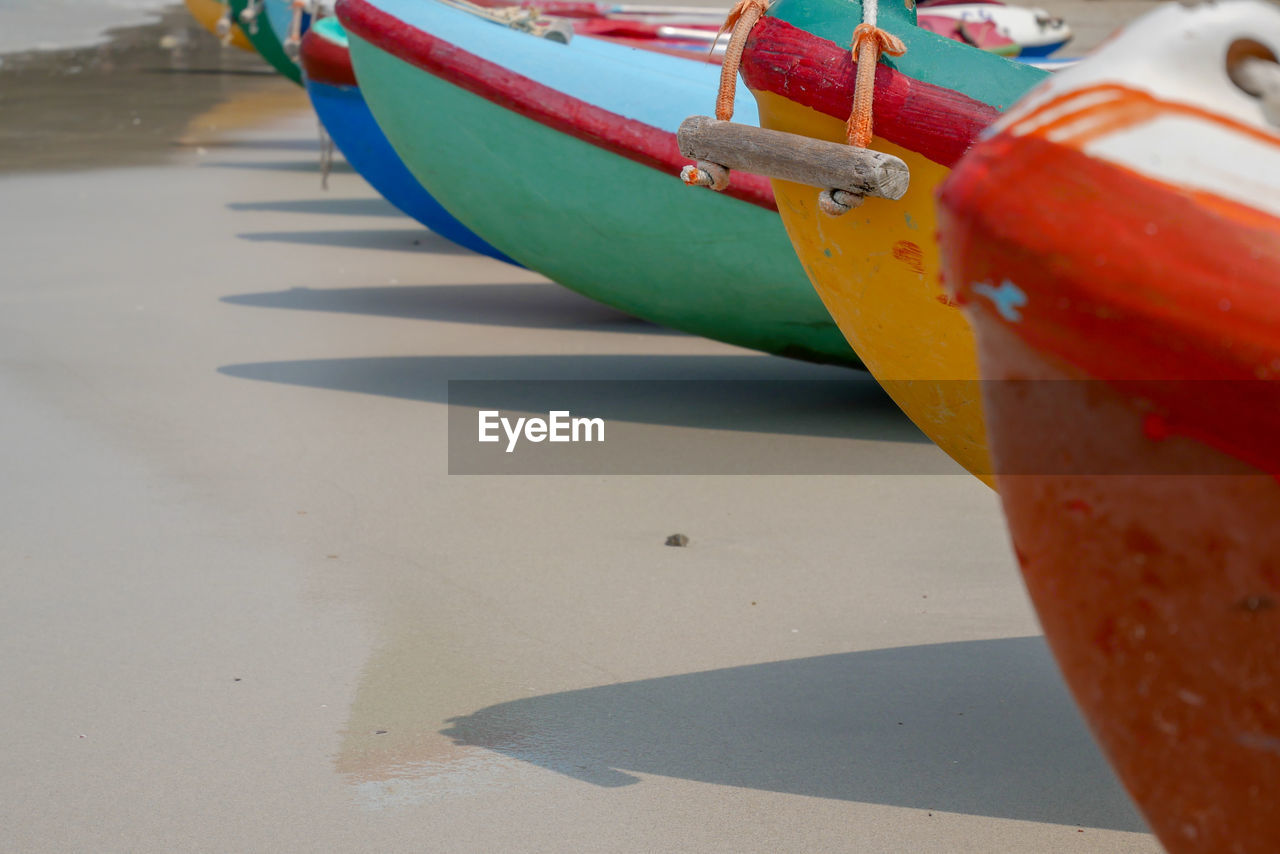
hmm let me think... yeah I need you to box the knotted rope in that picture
[713,0,770,121]
[436,0,573,39]
[816,0,903,214]
[680,0,767,189]
[682,0,912,211]
[845,13,906,147]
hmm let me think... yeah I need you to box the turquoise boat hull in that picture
[337,0,863,366]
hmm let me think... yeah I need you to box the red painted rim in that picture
[336,0,777,211]
[742,16,1002,167]
[300,26,359,87]
[941,131,1280,474]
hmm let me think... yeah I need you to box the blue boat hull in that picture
[304,77,517,264]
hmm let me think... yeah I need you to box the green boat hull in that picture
[346,34,862,367]
[230,0,303,84]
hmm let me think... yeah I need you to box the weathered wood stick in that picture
[677,115,910,201]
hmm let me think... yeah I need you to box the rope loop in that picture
[714,0,770,121]
[285,0,307,54]
[818,188,864,216]
[851,21,906,57]
[680,160,731,191]
[845,23,906,148]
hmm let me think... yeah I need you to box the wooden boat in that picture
[229,0,310,84]
[937,2,1280,850]
[300,17,517,262]
[916,12,1018,57]
[185,0,255,50]
[299,11,736,260]
[918,0,1071,56]
[237,0,728,85]
[732,0,1045,477]
[333,0,865,366]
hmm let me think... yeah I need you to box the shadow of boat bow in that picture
[440,637,1148,832]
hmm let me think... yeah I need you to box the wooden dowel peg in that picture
[677,115,910,206]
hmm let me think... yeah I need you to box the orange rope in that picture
[714,0,769,121]
[845,23,906,148]
[286,0,306,48]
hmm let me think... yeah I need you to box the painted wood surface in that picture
[336,0,863,366]
[229,0,304,83]
[919,2,1071,56]
[742,0,1046,480]
[300,19,515,262]
[300,14,356,84]
[265,0,310,52]
[938,2,1280,850]
[184,0,254,51]
[340,0,768,177]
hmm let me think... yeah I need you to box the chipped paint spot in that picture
[823,248,832,258]
[972,279,1027,322]
[904,212,920,231]
[1235,731,1280,756]
[891,240,924,274]
[1177,689,1206,706]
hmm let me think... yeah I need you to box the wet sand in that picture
[0,6,300,173]
[1,5,1164,852]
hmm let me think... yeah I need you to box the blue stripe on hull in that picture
[304,78,518,264]
[1016,39,1071,57]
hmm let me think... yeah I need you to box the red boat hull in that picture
[938,3,1280,850]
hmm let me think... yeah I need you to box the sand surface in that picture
[0,3,1167,851]
[0,6,296,173]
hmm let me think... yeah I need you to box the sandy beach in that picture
[1,4,1165,851]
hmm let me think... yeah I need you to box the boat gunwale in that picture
[301,23,358,87]
[335,0,778,211]
[742,15,1006,167]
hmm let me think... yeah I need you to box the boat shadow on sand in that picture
[227,197,404,217]
[439,637,1150,833]
[218,353,932,450]
[234,227,471,254]
[200,158,355,174]
[222,282,683,334]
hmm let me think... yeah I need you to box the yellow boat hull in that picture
[754,92,993,483]
[184,0,254,51]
